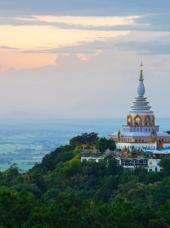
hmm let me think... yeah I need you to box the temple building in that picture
[109,63,170,151]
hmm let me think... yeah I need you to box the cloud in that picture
[0,46,19,50]
[0,24,129,51]
[111,32,170,54]
[1,0,170,17]
[1,0,170,120]
[16,15,141,27]
[20,31,170,55]
[0,15,149,32]
[1,14,170,33]
[0,52,170,118]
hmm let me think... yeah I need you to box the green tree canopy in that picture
[104,155,124,176]
[158,158,170,177]
[69,132,99,150]
[95,137,116,152]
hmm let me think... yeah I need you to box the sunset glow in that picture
[0,24,129,70]
[0,1,170,117]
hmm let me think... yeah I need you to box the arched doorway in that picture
[134,114,141,126]
[144,115,151,126]
[127,115,132,126]
[135,117,140,126]
[146,117,150,126]
[150,129,157,143]
[117,130,121,142]
[157,139,163,149]
[151,132,156,142]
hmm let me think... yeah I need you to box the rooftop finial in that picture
[140,61,143,72]
[138,61,145,96]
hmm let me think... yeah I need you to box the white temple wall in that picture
[116,142,157,151]
[116,142,170,151]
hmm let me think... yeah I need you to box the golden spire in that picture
[140,61,143,72]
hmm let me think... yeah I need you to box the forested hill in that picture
[0,132,170,227]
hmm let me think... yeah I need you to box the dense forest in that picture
[0,132,170,228]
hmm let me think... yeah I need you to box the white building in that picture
[81,156,162,172]
[109,63,170,151]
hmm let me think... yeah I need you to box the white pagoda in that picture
[109,63,170,151]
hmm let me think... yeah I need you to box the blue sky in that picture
[0,0,170,118]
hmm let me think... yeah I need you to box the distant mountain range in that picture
[0,111,170,132]
[0,111,57,119]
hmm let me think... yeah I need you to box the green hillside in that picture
[0,133,170,227]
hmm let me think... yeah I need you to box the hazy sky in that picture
[1,0,170,118]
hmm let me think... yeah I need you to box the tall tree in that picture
[158,158,170,177]
[95,137,116,152]
[69,132,99,149]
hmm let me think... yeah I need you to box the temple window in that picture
[128,117,131,126]
[146,117,150,126]
[151,131,156,142]
[118,132,121,142]
[142,138,144,142]
[135,138,137,142]
[135,117,140,126]
[157,140,162,149]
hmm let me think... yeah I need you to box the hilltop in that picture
[0,132,170,227]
